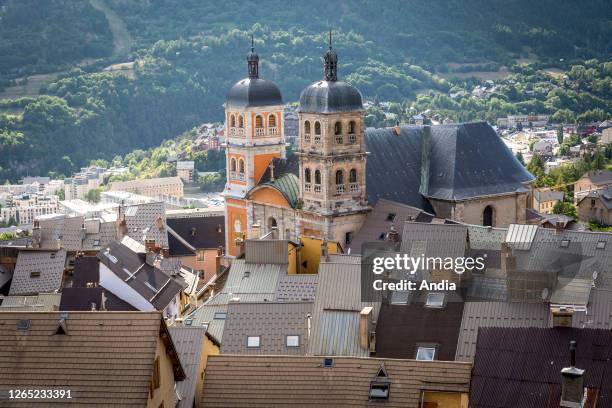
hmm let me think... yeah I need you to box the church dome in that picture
[226,78,283,109]
[297,80,363,113]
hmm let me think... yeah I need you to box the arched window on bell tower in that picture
[335,170,345,194]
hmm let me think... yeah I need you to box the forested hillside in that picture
[0,0,610,183]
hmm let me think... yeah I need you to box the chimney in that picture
[116,216,127,239]
[552,307,574,328]
[155,216,164,230]
[500,242,516,276]
[393,120,401,135]
[90,302,97,311]
[100,291,107,311]
[32,220,41,248]
[145,238,157,253]
[321,239,329,262]
[387,224,400,242]
[251,222,261,239]
[555,220,565,234]
[560,341,586,408]
[215,247,222,275]
[235,237,245,257]
[359,306,373,350]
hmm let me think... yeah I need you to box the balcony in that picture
[268,126,277,135]
[237,128,244,136]
[304,134,311,144]
[304,184,311,192]
[314,136,321,144]
[255,127,266,136]
[335,184,345,194]
[230,171,246,181]
[335,135,343,145]
[230,128,237,136]
[314,185,322,194]
[229,128,245,137]
[349,183,359,192]
[348,133,357,144]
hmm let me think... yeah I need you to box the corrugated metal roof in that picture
[505,224,539,250]
[245,240,288,264]
[455,301,550,362]
[222,302,313,355]
[168,326,207,408]
[308,310,367,357]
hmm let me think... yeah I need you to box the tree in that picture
[553,201,577,219]
[527,154,545,175]
[556,125,564,145]
[85,188,102,203]
[516,151,525,165]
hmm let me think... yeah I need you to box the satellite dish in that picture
[592,270,598,281]
[541,287,549,301]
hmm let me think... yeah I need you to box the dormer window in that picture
[425,293,445,308]
[369,364,390,400]
[596,241,606,249]
[560,239,570,248]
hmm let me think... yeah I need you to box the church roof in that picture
[297,80,363,114]
[253,155,300,208]
[365,122,534,208]
[226,78,283,109]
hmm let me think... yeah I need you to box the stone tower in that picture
[296,32,370,246]
[223,37,285,256]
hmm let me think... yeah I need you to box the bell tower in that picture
[223,36,285,256]
[296,32,369,246]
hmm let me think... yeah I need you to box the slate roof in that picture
[455,301,551,362]
[168,326,208,408]
[38,214,85,252]
[221,302,313,355]
[470,327,612,407]
[298,80,364,114]
[98,241,185,310]
[59,287,136,311]
[534,189,564,203]
[0,293,61,311]
[308,262,380,357]
[9,249,66,296]
[122,201,168,247]
[202,355,472,407]
[375,295,465,361]
[580,185,612,210]
[167,215,224,256]
[578,169,612,186]
[348,199,435,254]
[0,311,184,407]
[226,78,283,109]
[364,122,533,209]
[274,272,318,302]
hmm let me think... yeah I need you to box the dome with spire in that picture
[298,32,363,114]
[226,37,283,109]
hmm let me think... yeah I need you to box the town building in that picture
[573,169,612,204]
[496,114,549,128]
[176,161,195,183]
[577,185,612,225]
[0,311,185,408]
[109,176,184,198]
[64,166,105,200]
[532,188,564,214]
[0,193,59,225]
[221,38,533,256]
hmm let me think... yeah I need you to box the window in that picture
[596,241,606,249]
[268,114,276,127]
[30,271,41,278]
[483,205,494,227]
[349,169,357,183]
[304,121,311,134]
[247,336,260,348]
[560,239,570,248]
[416,346,436,361]
[369,383,390,400]
[230,158,237,172]
[334,121,342,135]
[349,120,356,134]
[591,199,596,207]
[425,293,445,308]
[213,312,227,320]
[345,231,353,245]
[286,335,300,347]
[314,121,321,135]
[304,168,311,183]
[323,358,334,368]
[238,115,244,128]
[255,115,263,128]
[314,170,321,185]
[386,213,396,222]
[238,159,245,174]
[230,114,236,128]
[335,170,344,185]
[152,357,161,389]
[196,250,205,262]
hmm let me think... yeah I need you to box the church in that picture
[222,37,534,257]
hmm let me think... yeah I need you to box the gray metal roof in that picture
[274,273,318,302]
[400,222,468,258]
[221,302,313,355]
[365,123,534,209]
[244,240,288,264]
[168,326,207,408]
[308,262,380,357]
[0,293,61,311]
[574,288,612,329]
[226,78,283,109]
[187,301,228,343]
[221,259,283,301]
[549,277,592,307]
[297,80,363,113]
[456,301,550,362]
[9,249,67,295]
